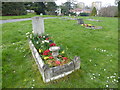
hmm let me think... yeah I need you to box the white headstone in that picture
[32,17,44,35]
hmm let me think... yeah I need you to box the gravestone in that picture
[32,17,44,35]
[77,19,84,24]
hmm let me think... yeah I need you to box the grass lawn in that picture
[2,16,118,88]
[0,13,59,20]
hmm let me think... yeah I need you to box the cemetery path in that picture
[0,17,60,24]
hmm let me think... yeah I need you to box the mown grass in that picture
[0,13,59,20]
[2,16,118,88]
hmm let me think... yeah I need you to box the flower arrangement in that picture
[81,24,95,28]
[81,24,102,29]
[28,33,71,67]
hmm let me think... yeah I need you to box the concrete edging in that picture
[29,40,81,83]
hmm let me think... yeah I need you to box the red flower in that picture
[49,56,54,59]
[49,43,56,47]
[43,52,48,55]
[46,38,49,40]
[55,61,61,65]
[43,49,50,55]
[62,57,68,60]
[44,49,50,53]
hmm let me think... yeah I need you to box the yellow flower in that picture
[81,24,84,26]
[61,51,65,54]
[88,24,92,26]
[39,49,42,53]
[44,57,49,60]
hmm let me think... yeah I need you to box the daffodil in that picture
[88,24,92,26]
[61,51,65,54]
[44,57,49,60]
[39,49,42,53]
[81,24,84,26]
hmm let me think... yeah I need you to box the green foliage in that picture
[80,13,90,16]
[60,2,73,15]
[118,1,120,17]
[2,17,118,88]
[2,2,27,16]
[46,2,57,15]
[24,2,34,10]
[33,2,46,15]
[91,7,97,16]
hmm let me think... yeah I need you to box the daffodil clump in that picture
[81,24,95,27]
[27,33,72,67]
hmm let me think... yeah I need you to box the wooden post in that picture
[32,17,44,35]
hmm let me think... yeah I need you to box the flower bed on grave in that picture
[81,24,102,29]
[29,33,71,67]
[27,32,80,83]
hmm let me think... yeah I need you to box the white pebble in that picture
[114,73,116,75]
[33,79,35,82]
[98,74,100,76]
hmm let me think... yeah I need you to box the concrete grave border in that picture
[29,39,81,83]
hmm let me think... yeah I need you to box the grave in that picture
[86,18,102,22]
[29,16,81,83]
[77,19,84,24]
[77,18,103,30]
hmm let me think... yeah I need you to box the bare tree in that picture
[98,6,118,17]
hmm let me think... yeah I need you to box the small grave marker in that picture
[77,19,84,24]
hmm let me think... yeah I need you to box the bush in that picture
[2,2,27,16]
[91,7,97,16]
[79,13,90,16]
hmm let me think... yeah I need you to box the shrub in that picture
[2,2,27,16]
[79,13,90,16]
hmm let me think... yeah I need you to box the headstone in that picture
[77,19,84,24]
[32,17,44,35]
